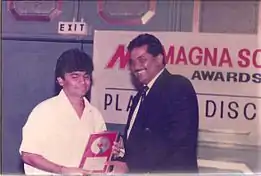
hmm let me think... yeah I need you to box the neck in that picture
[68,96,85,107]
[146,67,165,87]
[63,91,85,118]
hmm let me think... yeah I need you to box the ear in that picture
[57,77,64,86]
[156,54,164,65]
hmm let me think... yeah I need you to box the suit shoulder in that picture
[166,74,198,107]
[168,74,194,88]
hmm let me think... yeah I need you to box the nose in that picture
[131,60,142,71]
[79,76,86,84]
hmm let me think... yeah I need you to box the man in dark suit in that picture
[109,33,199,174]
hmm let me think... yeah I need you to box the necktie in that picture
[127,85,149,125]
[139,85,149,105]
[126,85,149,139]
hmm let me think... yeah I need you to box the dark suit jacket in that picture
[121,69,199,173]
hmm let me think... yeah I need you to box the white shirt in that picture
[127,68,164,138]
[19,90,106,175]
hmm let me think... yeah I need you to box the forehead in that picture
[130,45,150,60]
[66,71,88,75]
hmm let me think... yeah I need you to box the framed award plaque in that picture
[79,131,119,173]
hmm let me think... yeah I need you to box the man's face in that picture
[57,71,91,98]
[129,45,164,85]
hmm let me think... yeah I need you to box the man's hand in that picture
[106,161,129,174]
[112,136,125,158]
[60,166,91,175]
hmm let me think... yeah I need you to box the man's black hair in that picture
[54,48,93,95]
[127,33,166,65]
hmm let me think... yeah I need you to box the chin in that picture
[139,80,148,85]
[136,76,146,84]
[81,91,88,96]
[76,91,87,97]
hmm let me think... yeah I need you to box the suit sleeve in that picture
[131,77,199,171]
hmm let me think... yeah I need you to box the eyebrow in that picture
[69,72,88,75]
[132,54,146,61]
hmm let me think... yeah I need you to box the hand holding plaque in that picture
[79,131,119,173]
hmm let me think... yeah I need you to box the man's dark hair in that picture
[127,33,166,65]
[54,48,93,95]
[55,48,93,79]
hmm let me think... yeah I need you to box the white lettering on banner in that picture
[91,30,261,146]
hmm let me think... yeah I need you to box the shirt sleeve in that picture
[19,104,49,156]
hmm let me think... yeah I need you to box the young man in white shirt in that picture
[19,48,107,175]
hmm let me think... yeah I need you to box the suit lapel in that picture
[124,93,140,141]
[124,69,171,141]
[135,69,170,123]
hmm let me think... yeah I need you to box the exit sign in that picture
[58,21,87,35]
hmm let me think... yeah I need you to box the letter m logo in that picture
[105,45,130,69]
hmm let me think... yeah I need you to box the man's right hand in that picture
[21,152,90,175]
[112,136,125,158]
[60,166,91,175]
